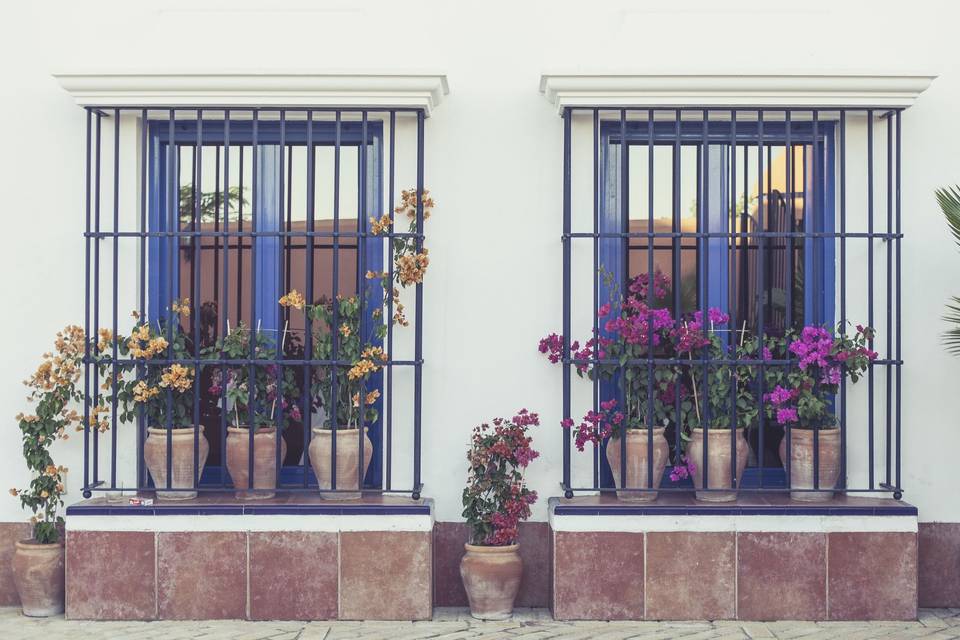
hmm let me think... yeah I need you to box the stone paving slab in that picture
[1,607,958,639]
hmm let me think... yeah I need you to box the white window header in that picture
[53,71,449,115]
[539,73,935,112]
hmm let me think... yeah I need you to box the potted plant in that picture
[460,409,539,620]
[764,323,876,501]
[205,323,300,499]
[281,291,383,499]
[676,309,758,502]
[10,326,91,616]
[279,188,435,499]
[107,301,206,500]
[539,271,682,501]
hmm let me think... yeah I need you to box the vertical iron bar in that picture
[220,112,231,489]
[138,108,148,488]
[193,110,202,492]
[302,110,315,488]
[619,109,627,491]
[757,109,766,490]
[885,111,893,487]
[386,110,395,491]
[83,108,92,496]
[839,110,847,490]
[358,111,368,491]
[811,110,819,490]
[277,109,286,488]
[729,110,738,487]
[592,108,599,490]
[867,109,875,490]
[413,109,425,497]
[248,109,258,487]
[165,109,174,491]
[700,111,710,490]
[94,111,103,488]
[237,147,244,322]
[111,109,120,489]
[646,109,655,491]
[562,108,572,497]
[785,110,794,489]
[672,109,682,482]
[895,109,902,494]
[330,111,340,491]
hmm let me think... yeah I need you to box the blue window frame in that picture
[596,119,836,489]
[147,119,386,487]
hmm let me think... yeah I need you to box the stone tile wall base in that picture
[63,528,432,621]
[551,527,918,621]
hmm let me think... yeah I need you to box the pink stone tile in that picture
[340,531,432,620]
[919,523,960,607]
[0,522,31,606]
[516,522,550,608]
[249,531,337,620]
[646,532,736,620]
[553,531,643,620]
[738,532,826,620]
[433,522,469,607]
[157,532,246,620]
[433,521,550,609]
[828,532,917,620]
[65,531,156,620]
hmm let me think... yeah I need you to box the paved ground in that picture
[2,608,959,639]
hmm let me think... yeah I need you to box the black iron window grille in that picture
[80,107,427,500]
[558,107,903,499]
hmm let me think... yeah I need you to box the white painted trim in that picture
[52,71,449,115]
[549,513,917,533]
[539,73,936,112]
[65,513,433,533]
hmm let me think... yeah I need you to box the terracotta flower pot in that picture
[779,427,841,501]
[460,543,523,620]
[12,540,64,617]
[143,426,209,500]
[686,427,749,502]
[308,427,372,500]
[225,426,287,500]
[606,427,669,501]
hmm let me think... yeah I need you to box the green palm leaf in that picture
[937,185,960,354]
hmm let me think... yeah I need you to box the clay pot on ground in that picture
[686,427,750,502]
[460,543,523,620]
[143,426,210,500]
[12,541,64,617]
[225,426,287,499]
[308,427,372,500]
[779,427,841,501]
[606,427,669,501]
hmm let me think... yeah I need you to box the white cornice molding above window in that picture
[539,73,936,112]
[53,71,449,115]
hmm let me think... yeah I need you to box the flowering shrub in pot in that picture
[105,301,204,500]
[460,409,539,620]
[9,326,88,616]
[204,323,300,499]
[281,188,435,499]
[764,323,876,501]
[675,308,759,502]
[540,271,682,501]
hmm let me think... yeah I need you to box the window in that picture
[80,107,427,498]
[560,107,902,497]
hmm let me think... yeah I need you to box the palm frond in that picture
[943,296,960,356]
[936,185,960,247]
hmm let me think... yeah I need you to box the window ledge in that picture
[53,71,449,115]
[539,73,936,111]
[549,495,917,533]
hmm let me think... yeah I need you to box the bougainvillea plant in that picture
[280,291,387,430]
[203,322,300,429]
[540,270,686,451]
[462,409,539,546]
[277,188,436,429]
[673,307,760,431]
[102,301,197,429]
[762,323,877,430]
[11,326,92,544]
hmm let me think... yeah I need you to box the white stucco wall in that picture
[1,0,958,524]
